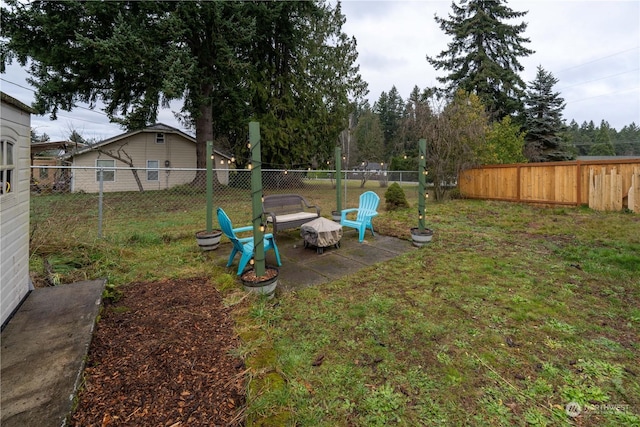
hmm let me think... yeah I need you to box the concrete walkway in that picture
[1,229,416,426]
[1,279,106,427]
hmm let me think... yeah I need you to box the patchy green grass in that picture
[240,201,640,426]
[29,191,639,426]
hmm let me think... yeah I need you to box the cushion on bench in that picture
[266,212,318,224]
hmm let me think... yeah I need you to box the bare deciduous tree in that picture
[415,90,488,200]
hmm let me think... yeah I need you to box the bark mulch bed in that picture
[70,278,246,426]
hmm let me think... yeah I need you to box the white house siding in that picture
[1,94,32,327]
[71,131,229,192]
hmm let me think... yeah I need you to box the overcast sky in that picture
[1,0,639,142]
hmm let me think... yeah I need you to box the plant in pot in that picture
[240,262,279,298]
[410,211,434,247]
[410,138,434,247]
[196,140,222,251]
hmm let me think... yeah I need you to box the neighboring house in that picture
[1,92,35,328]
[65,123,233,193]
[31,140,77,191]
[360,161,388,174]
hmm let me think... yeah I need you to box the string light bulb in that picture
[220,159,224,165]
[247,142,251,149]
[248,163,252,170]
[250,258,254,265]
[259,224,265,232]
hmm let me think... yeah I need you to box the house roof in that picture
[1,91,37,114]
[576,155,640,161]
[67,123,233,159]
[31,140,86,155]
[359,161,388,171]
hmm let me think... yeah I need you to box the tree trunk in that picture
[131,169,144,192]
[193,84,220,189]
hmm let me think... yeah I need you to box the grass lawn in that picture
[30,192,640,426]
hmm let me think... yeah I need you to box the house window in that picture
[0,140,14,195]
[156,133,165,144]
[96,159,115,182]
[147,160,159,181]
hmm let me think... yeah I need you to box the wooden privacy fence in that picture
[458,159,640,210]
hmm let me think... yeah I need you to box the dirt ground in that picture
[69,278,246,426]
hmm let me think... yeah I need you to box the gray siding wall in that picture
[1,100,32,326]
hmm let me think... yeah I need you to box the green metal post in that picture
[418,139,426,231]
[335,146,342,214]
[206,140,213,233]
[249,122,265,277]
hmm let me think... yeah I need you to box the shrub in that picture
[384,182,409,210]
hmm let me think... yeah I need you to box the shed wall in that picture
[1,100,32,326]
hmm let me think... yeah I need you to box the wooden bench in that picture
[262,194,320,233]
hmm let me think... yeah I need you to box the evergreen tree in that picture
[618,123,640,155]
[523,65,572,161]
[589,120,616,156]
[30,129,50,144]
[399,85,433,160]
[246,1,366,168]
[426,0,534,121]
[353,106,385,165]
[374,86,404,159]
[2,0,364,173]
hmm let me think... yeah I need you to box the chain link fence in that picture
[30,166,421,244]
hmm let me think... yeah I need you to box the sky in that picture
[1,0,639,142]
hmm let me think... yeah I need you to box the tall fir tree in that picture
[1,0,364,172]
[426,0,534,122]
[374,86,404,159]
[523,65,572,162]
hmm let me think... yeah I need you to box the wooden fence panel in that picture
[589,167,623,211]
[629,167,640,213]
[459,159,640,208]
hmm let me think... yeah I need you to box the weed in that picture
[362,383,405,426]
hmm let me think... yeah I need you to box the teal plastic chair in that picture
[340,191,380,242]
[217,208,282,275]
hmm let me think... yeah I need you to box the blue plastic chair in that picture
[340,191,380,242]
[217,208,282,275]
